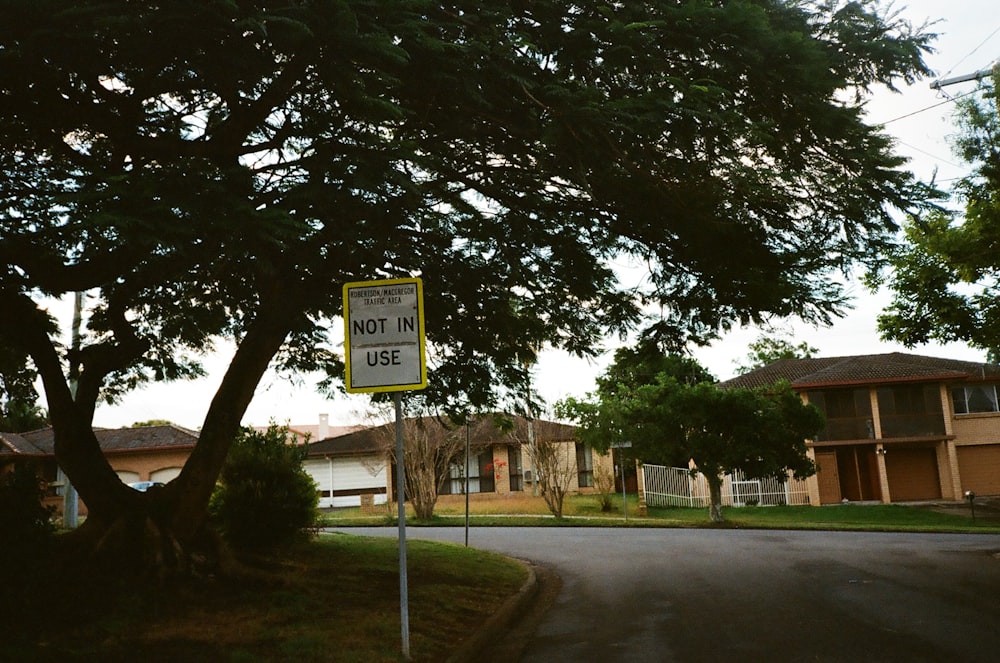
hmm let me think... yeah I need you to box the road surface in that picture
[332,526,1000,662]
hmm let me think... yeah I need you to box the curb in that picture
[446,559,540,663]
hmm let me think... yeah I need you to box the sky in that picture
[80,1,1000,432]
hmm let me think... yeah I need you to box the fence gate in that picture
[642,465,810,508]
[731,480,762,507]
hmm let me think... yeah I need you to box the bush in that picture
[0,461,54,557]
[209,424,319,551]
[593,463,615,512]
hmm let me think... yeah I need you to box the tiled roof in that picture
[720,352,1000,390]
[306,415,577,457]
[12,425,199,456]
[0,431,47,456]
[255,423,365,445]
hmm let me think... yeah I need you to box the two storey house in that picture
[721,353,1000,504]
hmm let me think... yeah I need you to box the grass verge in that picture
[0,534,527,663]
[320,493,1000,534]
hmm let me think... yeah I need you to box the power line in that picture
[878,87,980,126]
[938,24,1000,82]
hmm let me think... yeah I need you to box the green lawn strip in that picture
[320,495,1000,533]
[3,535,527,663]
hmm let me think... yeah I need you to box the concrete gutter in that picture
[446,559,559,663]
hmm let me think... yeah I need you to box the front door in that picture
[815,450,842,504]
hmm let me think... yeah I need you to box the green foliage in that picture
[0,461,55,561]
[735,333,818,373]
[596,342,716,399]
[0,0,938,534]
[0,344,48,433]
[559,350,716,467]
[871,68,1000,359]
[874,80,1000,357]
[561,360,823,520]
[0,0,937,418]
[209,424,318,551]
[130,419,174,428]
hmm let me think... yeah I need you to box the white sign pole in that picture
[394,391,410,660]
[343,277,426,662]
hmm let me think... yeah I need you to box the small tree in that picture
[525,436,578,519]
[593,462,615,513]
[377,415,467,521]
[735,333,819,374]
[564,365,823,522]
[209,424,318,552]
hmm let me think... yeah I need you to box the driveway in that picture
[333,527,1000,662]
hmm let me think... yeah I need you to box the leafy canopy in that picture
[873,75,1000,360]
[0,1,936,542]
[0,0,936,419]
[560,354,823,478]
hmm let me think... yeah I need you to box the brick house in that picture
[720,353,1000,504]
[0,424,198,516]
[303,415,611,508]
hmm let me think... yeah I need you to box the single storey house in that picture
[304,414,611,508]
[720,352,1000,504]
[0,424,198,517]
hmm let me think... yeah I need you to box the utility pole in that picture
[61,292,84,529]
[930,61,998,90]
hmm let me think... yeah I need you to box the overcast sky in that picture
[84,2,1000,431]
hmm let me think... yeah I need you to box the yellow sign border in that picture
[343,277,427,393]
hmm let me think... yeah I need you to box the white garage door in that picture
[305,455,387,508]
[150,467,182,484]
[116,470,141,484]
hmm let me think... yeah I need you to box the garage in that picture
[957,444,1000,496]
[304,455,388,508]
[885,447,941,501]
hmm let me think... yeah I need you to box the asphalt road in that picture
[332,526,1000,662]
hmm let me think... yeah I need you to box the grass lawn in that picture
[0,535,527,663]
[320,492,1000,534]
[8,495,996,663]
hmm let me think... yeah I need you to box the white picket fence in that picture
[642,464,810,508]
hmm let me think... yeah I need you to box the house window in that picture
[576,443,594,488]
[808,389,873,441]
[442,450,496,494]
[952,384,1000,414]
[876,384,945,438]
[478,451,496,493]
[508,447,524,492]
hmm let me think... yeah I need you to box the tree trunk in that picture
[170,301,295,544]
[707,474,725,523]
[18,288,299,578]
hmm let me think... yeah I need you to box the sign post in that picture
[344,277,427,661]
[611,441,632,522]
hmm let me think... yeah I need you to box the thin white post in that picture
[394,392,410,660]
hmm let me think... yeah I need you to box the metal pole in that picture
[62,292,84,529]
[465,421,470,547]
[394,392,410,660]
[621,452,628,522]
[930,62,997,90]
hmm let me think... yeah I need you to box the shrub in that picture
[593,462,615,512]
[0,461,54,555]
[209,424,318,551]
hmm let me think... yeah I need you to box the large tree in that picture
[873,75,1000,359]
[563,372,822,522]
[0,0,934,569]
